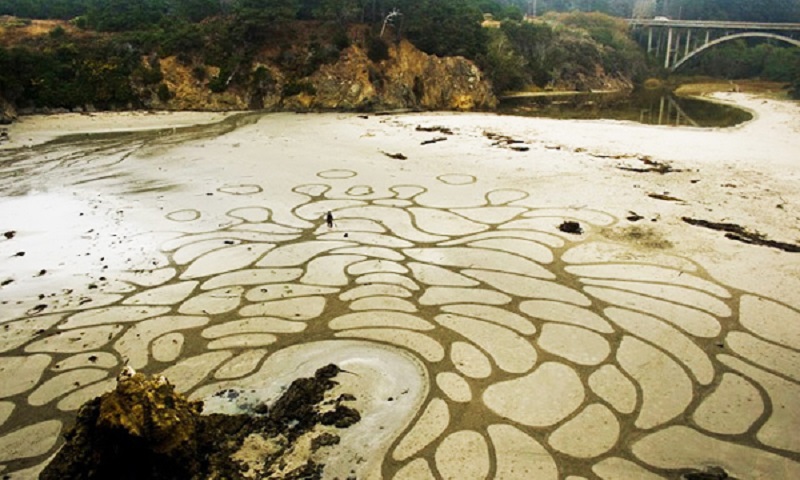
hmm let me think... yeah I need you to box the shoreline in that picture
[0,110,239,150]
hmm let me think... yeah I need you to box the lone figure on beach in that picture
[325,211,334,228]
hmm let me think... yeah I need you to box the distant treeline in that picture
[3,0,799,25]
[1,0,798,110]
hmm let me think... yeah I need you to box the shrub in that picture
[49,26,67,39]
[282,80,316,97]
[157,83,171,102]
[192,66,206,81]
[367,36,389,63]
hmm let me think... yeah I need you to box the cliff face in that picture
[305,40,496,111]
[150,39,496,113]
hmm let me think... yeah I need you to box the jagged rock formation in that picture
[151,39,496,113]
[40,365,359,480]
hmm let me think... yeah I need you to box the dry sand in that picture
[0,94,799,478]
[0,110,236,150]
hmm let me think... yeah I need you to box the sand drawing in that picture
[1,164,799,479]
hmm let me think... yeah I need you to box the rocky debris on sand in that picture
[682,217,800,253]
[483,131,527,149]
[381,151,407,160]
[41,364,360,480]
[682,466,735,480]
[559,221,584,235]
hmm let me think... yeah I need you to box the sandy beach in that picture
[0,93,799,478]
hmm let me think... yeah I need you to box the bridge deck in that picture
[628,19,800,31]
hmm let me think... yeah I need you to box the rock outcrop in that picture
[41,365,360,480]
[152,39,496,113]
[304,40,496,111]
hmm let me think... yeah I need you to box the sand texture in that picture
[0,93,799,478]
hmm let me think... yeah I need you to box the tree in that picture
[168,0,222,22]
[632,0,655,18]
[314,0,364,22]
[85,0,169,31]
[235,0,300,21]
[391,0,487,60]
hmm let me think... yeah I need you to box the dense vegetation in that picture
[5,0,798,26]
[485,12,648,92]
[1,0,799,111]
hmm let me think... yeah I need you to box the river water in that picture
[498,89,753,127]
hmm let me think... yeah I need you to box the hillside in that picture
[0,17,498,122]
[0,7,651,122]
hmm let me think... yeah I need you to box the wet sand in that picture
[0,94,799,478]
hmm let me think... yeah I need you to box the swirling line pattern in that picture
[0,170,799,479]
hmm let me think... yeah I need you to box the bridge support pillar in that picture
[685,29,692,56]
[673,31,682,66]
[665,27,673,68]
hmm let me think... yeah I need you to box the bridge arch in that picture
[672,32,800,72]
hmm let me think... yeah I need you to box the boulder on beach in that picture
[40,365,359,480]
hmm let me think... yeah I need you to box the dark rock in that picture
[416,125,453,135]
[682,466,733,480]
[381,151,407,160]
[558,221,583,235]
[421,137,447,145]
[311,432,340,450]
[42,364,359,480]
[320,405,360,428]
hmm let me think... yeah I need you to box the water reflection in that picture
[498,90,753,128]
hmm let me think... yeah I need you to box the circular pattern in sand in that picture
[217,184,263,195]
[437,174,477,185]
[166,209,201,222]
[317,169,358,179]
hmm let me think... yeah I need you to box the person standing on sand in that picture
[326,211,334,228]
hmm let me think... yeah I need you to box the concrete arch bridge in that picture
[628,19,800,71]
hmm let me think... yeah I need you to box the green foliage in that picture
[235,0,300,23]
[169,0,222,23]
[483,27,527,92]
[475,0,524,20]
[656,0,800,23]
[499,20,556,86]
[156,83,171,101]
[138,64,164,85]
[192,65,207,81]
[790,79,800,99]
[85,0,169,32]
[682,40,800,82]
[393,0,487,60]
[0,0,91,20]
[0,40,140,109]
[208,66,233,92]
[49,26,67,39]
[482,13,648,92]
[367,35,390,63]
[313,0,363,22]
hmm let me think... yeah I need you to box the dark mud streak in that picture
[682,217,800,253]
